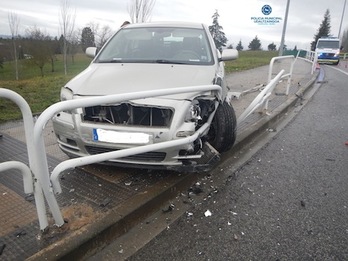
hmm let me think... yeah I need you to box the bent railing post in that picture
[237,70,284,125]
[51,121,212,194]
[268,55,295,95]
[0,88,50,230]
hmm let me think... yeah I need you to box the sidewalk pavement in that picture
[0,58,318,260]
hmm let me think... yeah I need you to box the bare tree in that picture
[97,25,113,47]
[8,12,20,80]
[24,27,52,77]
[69,29,80,63]
[59,0,76,75]
[86,22,113,48]
[128,0,156,23]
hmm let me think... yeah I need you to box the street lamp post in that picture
[279,0,290,56]
[338,0,347,38]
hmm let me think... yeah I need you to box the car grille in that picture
[83,104,173,127]
[85,145,166,162]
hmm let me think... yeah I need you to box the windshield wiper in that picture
[97,58,123,63]
[97,59,187,64]
[155,59,187,64]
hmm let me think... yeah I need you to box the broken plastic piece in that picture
[187,212,193,217]
[162,203,175,213]
[204,210,212,217]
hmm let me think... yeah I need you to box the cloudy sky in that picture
[0,0,347,50]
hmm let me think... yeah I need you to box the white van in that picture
[315,37,340,65]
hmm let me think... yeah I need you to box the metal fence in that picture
[237,55,297,125]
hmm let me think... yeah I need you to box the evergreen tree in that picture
[310,9,331,51]
[209,10,227,52]
[236,40,243,51]
[248,36,262,50]
[268,42,276,51]
[81,27,95,52]
[58,34,65,54]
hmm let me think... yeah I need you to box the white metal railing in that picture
[0,85,221,231]
[237,70,284,125]
[268,55,295,95]
[300,49,318,75]
[237,54,297,125]
[0,161,33,194]
[51,117,214,194]
[0,88,55,231]
[237,50,319,125]
[340,53,348,59]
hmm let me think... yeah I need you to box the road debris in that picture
[162,203,175,213]
[204,210,212,217]
[266,128,277,132]
[14,230,26,238]
[187,212,194,218]
[228,209,238,215]
[189,182,203,195]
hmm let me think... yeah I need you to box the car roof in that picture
[124,21,205,29]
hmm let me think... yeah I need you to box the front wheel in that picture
[207,102,237,152]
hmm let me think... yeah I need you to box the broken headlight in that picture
[185,100,202,123]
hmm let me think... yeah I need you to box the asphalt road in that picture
[127,65,348,260]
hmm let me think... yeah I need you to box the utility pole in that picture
[279,0,290,56]
[338,0,347,38]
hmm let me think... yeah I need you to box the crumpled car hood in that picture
[67,63,217,100]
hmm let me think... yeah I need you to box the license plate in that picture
[93,129,151,144]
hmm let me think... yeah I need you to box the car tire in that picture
[208,101,237,152]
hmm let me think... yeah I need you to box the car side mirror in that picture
[86,47,97,58]
[220,49,238,61]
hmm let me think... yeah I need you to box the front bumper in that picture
[317,54,339,64]
[52,98,219,171]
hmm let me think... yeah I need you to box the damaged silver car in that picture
[52,22,238,171]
